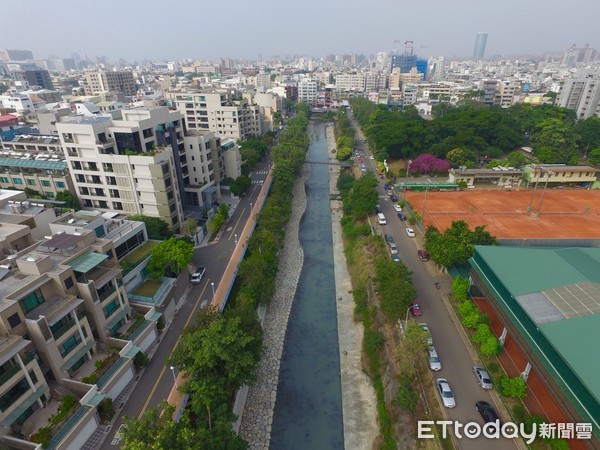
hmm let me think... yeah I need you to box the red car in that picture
[357,158,363,163]
[410,301,423,316]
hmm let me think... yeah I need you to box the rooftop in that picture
[0,157,67,170]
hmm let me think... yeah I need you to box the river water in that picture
[270,122,344,450]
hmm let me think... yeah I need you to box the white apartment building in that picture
[168,90,262,141]
[82,71,136,97]
[182,131,221,209]
[298,78,319,102]
[0,92,45,115]
[335,74,365,92]
[556,71,600,119]
[255,72,272,91]
[222,139,242,181]
[494,82,521,108]
[56,107,186,230]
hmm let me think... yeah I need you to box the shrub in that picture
[473,323,492,344]
[498,375,527,398]
[451,276,470,302]
[134,351,150,368]
[98,398,115,424]
[397,375,419,412]
[481,335,500,356]
[462,309,482,329]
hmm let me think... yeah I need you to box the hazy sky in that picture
[4,0,599,62]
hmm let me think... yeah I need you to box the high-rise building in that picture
[297,78,319,102]
[391,54,417,73]
[56,107,187,229]
[556,70,600,119]
[0,49,34,61]
[83,70,137,97]
[561,44,598,67]
[473,32,488,60]
[168,90,261,141]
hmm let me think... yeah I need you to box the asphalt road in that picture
[348,110,517,449]
[101,161,270,449]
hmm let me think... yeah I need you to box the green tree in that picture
[452,276,470,302]
[171,309,262,429]
[146,237,193,279]
[575,116,600,155]
[336,146,352,161]
[181,218,197,237]
[589,147,600,166]
[129,215,173,239]
[55,190,80,210]
[230,175,252,196]
[445,147,468,168]
[347,174,378,220]
[506,151,528,168]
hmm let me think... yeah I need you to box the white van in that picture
[377,213,387,225]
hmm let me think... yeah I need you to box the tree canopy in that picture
[424,221,497,267]
[146,237,193,278]
[129,215,173,240]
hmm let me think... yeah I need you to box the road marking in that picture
[228,208,246,240]
[137,280,210,418]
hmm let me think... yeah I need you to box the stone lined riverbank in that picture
[238,160,310,449]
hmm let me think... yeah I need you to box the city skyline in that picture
[3,0,599,63]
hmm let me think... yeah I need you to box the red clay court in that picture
[404,189,600,239]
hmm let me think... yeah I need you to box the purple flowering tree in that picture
[409,154,451,174]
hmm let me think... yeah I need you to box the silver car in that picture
[473,365,493,389]
[436,378,456,408]
[428,346,441,371]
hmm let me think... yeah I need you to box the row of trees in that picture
[334,108,356,161]
[349,97,600,167]
[424,220,497,267]
[121,103,311,449]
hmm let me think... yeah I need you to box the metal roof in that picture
[0,157,67,170]
[65,251,108,273]
[40,233,86,249]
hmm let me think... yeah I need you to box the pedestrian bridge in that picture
[304,159,353,167]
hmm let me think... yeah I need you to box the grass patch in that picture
[133,279,163,297]
[121,240,160,266]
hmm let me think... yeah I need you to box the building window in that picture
[12,178,23,185]
[71,161,82,170]
[0,177,8,183]
[59,333,82,357]
[94,225,106,238]
[56,182,65,188]
[64,277,74,290]
[103,300,118,319]
[27,179,36,186]
[19,290,45,314]
[42,180,51,187]
[113,202,123,210]
[7,313,21,328]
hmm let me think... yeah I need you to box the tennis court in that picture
[405,189,600,238]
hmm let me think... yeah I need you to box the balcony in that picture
[119,240,159,276]
[128,277,175,306]
[0,354,33,388]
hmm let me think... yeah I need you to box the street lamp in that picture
[211,282,215,298]
[170,366,177,387]
[420,179,432,231]
[404,159,412,194]
[404,304,416,335]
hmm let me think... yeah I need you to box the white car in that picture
[436,378,456,408]
[429,346,441,371]
[406,228,415,237]
[369,155,375,160]
[393,204,402,212]
[419,323,433,346]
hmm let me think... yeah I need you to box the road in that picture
[348,109,517,449]
[101,161,270,449]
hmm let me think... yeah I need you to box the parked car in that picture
[384,183,391,190]
[385,233,394,244]
[392,254,400,263]
[473,366,493,389]
[418,249,430,261]
[375,204,382,214]
[393,204,403,212]
[436,378,456,408]
[191,267,206,284]
[386,189,393,196]
[476,401,501,427]
[410,301,422,316]
[389,243,398,255]
[390,194,398,202]
[406,228,416,237]
[419,323,433,345]
[370,155,375,160]
[397,212,407,221]
[428,346,441,371]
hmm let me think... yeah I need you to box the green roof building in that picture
[469,245,600,443]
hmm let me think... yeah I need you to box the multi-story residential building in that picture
[556,70,600,119]
[253,92,282,133]
[221,138,242,181]
[182,130,221,210]
[255,72,271,91]
[11,70,53,90]
[0,134,72,197]
[478,79,498,105]
[56,107,186,230]
[365,72,388,93]
[0,226,144,449]
[0,190,56,240]
[494,82,521,107]
[0,92,39,115]
[335,74,365,92]
[82,71,136,97]
[297,78,319,102]
[168,90,261,141]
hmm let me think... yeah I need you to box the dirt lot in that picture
[405,189,600,239]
